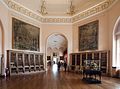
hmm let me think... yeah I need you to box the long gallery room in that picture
[0,0,120,89]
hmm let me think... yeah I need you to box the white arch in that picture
[112,16,120,68]
[0,19,4,75]
[45,32,68,70]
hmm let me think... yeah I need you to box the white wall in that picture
[0,1,73,73]
[107,0,120,74]
[73,12,109,52]
[0,1,10,75]
[0,25,2,55]
[41,24,73,69]
[0,24,2,74]
[0,0,120,75]
[72,0,120,75]
[0,1,42,75]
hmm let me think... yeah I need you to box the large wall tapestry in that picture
[79,20,98,51]
[12,18,40,51]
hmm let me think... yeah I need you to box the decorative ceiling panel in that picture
[12,0,105,16]
[2,0,118,23]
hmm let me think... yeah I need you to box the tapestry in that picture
[12,18,40,51]
[79,20,98,51]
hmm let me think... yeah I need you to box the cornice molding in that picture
[3,0,117,24]
[3,0,43,22]
[72,0,116,23]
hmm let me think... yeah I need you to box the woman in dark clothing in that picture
[64,62,67,72]
[57,61,61,71]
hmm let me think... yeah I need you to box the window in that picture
[116,35,120,69]
[113,17,120,69]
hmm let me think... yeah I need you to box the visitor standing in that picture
[57,61,61,71]
[64,61,67,72]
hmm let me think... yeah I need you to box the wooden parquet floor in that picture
[0,66,120,89]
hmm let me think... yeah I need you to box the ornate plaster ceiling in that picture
[13,0,104,16]
[2,0,117,23]
[47,34,67,52]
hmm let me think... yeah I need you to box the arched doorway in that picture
[0,20,4,75]
[113,16,120,70]
[46,33,68,71]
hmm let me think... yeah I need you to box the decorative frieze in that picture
[4,0,43,22]
[72,0,116,22]
[42,18,72,23]
[3,0,117,23]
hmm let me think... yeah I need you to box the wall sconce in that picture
[38,0,48,15]
[67,0,75,16]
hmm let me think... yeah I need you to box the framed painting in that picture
[79,20,98,51]
[12,18,40,51]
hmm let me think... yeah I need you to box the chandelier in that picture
[67,0,75,16]
[38,0,48,15]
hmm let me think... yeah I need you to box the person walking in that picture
[64,61,67,72]
[57,61,61,71]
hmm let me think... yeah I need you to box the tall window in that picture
[113,17,120,69]
[116,35,120,69]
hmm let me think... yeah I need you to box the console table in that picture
[82,69,101,84]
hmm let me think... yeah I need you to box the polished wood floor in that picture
[0,64,120,89]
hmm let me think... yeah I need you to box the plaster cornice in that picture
[2,0,118,24]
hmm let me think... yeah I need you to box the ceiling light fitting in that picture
[38,0,48,15]
[67,0,75,16]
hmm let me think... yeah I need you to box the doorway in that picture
[46,33,68,71]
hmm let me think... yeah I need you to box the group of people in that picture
[57,61,67,72]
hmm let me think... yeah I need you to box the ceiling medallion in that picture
[37,0,48,15]
[67,0,76,16]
